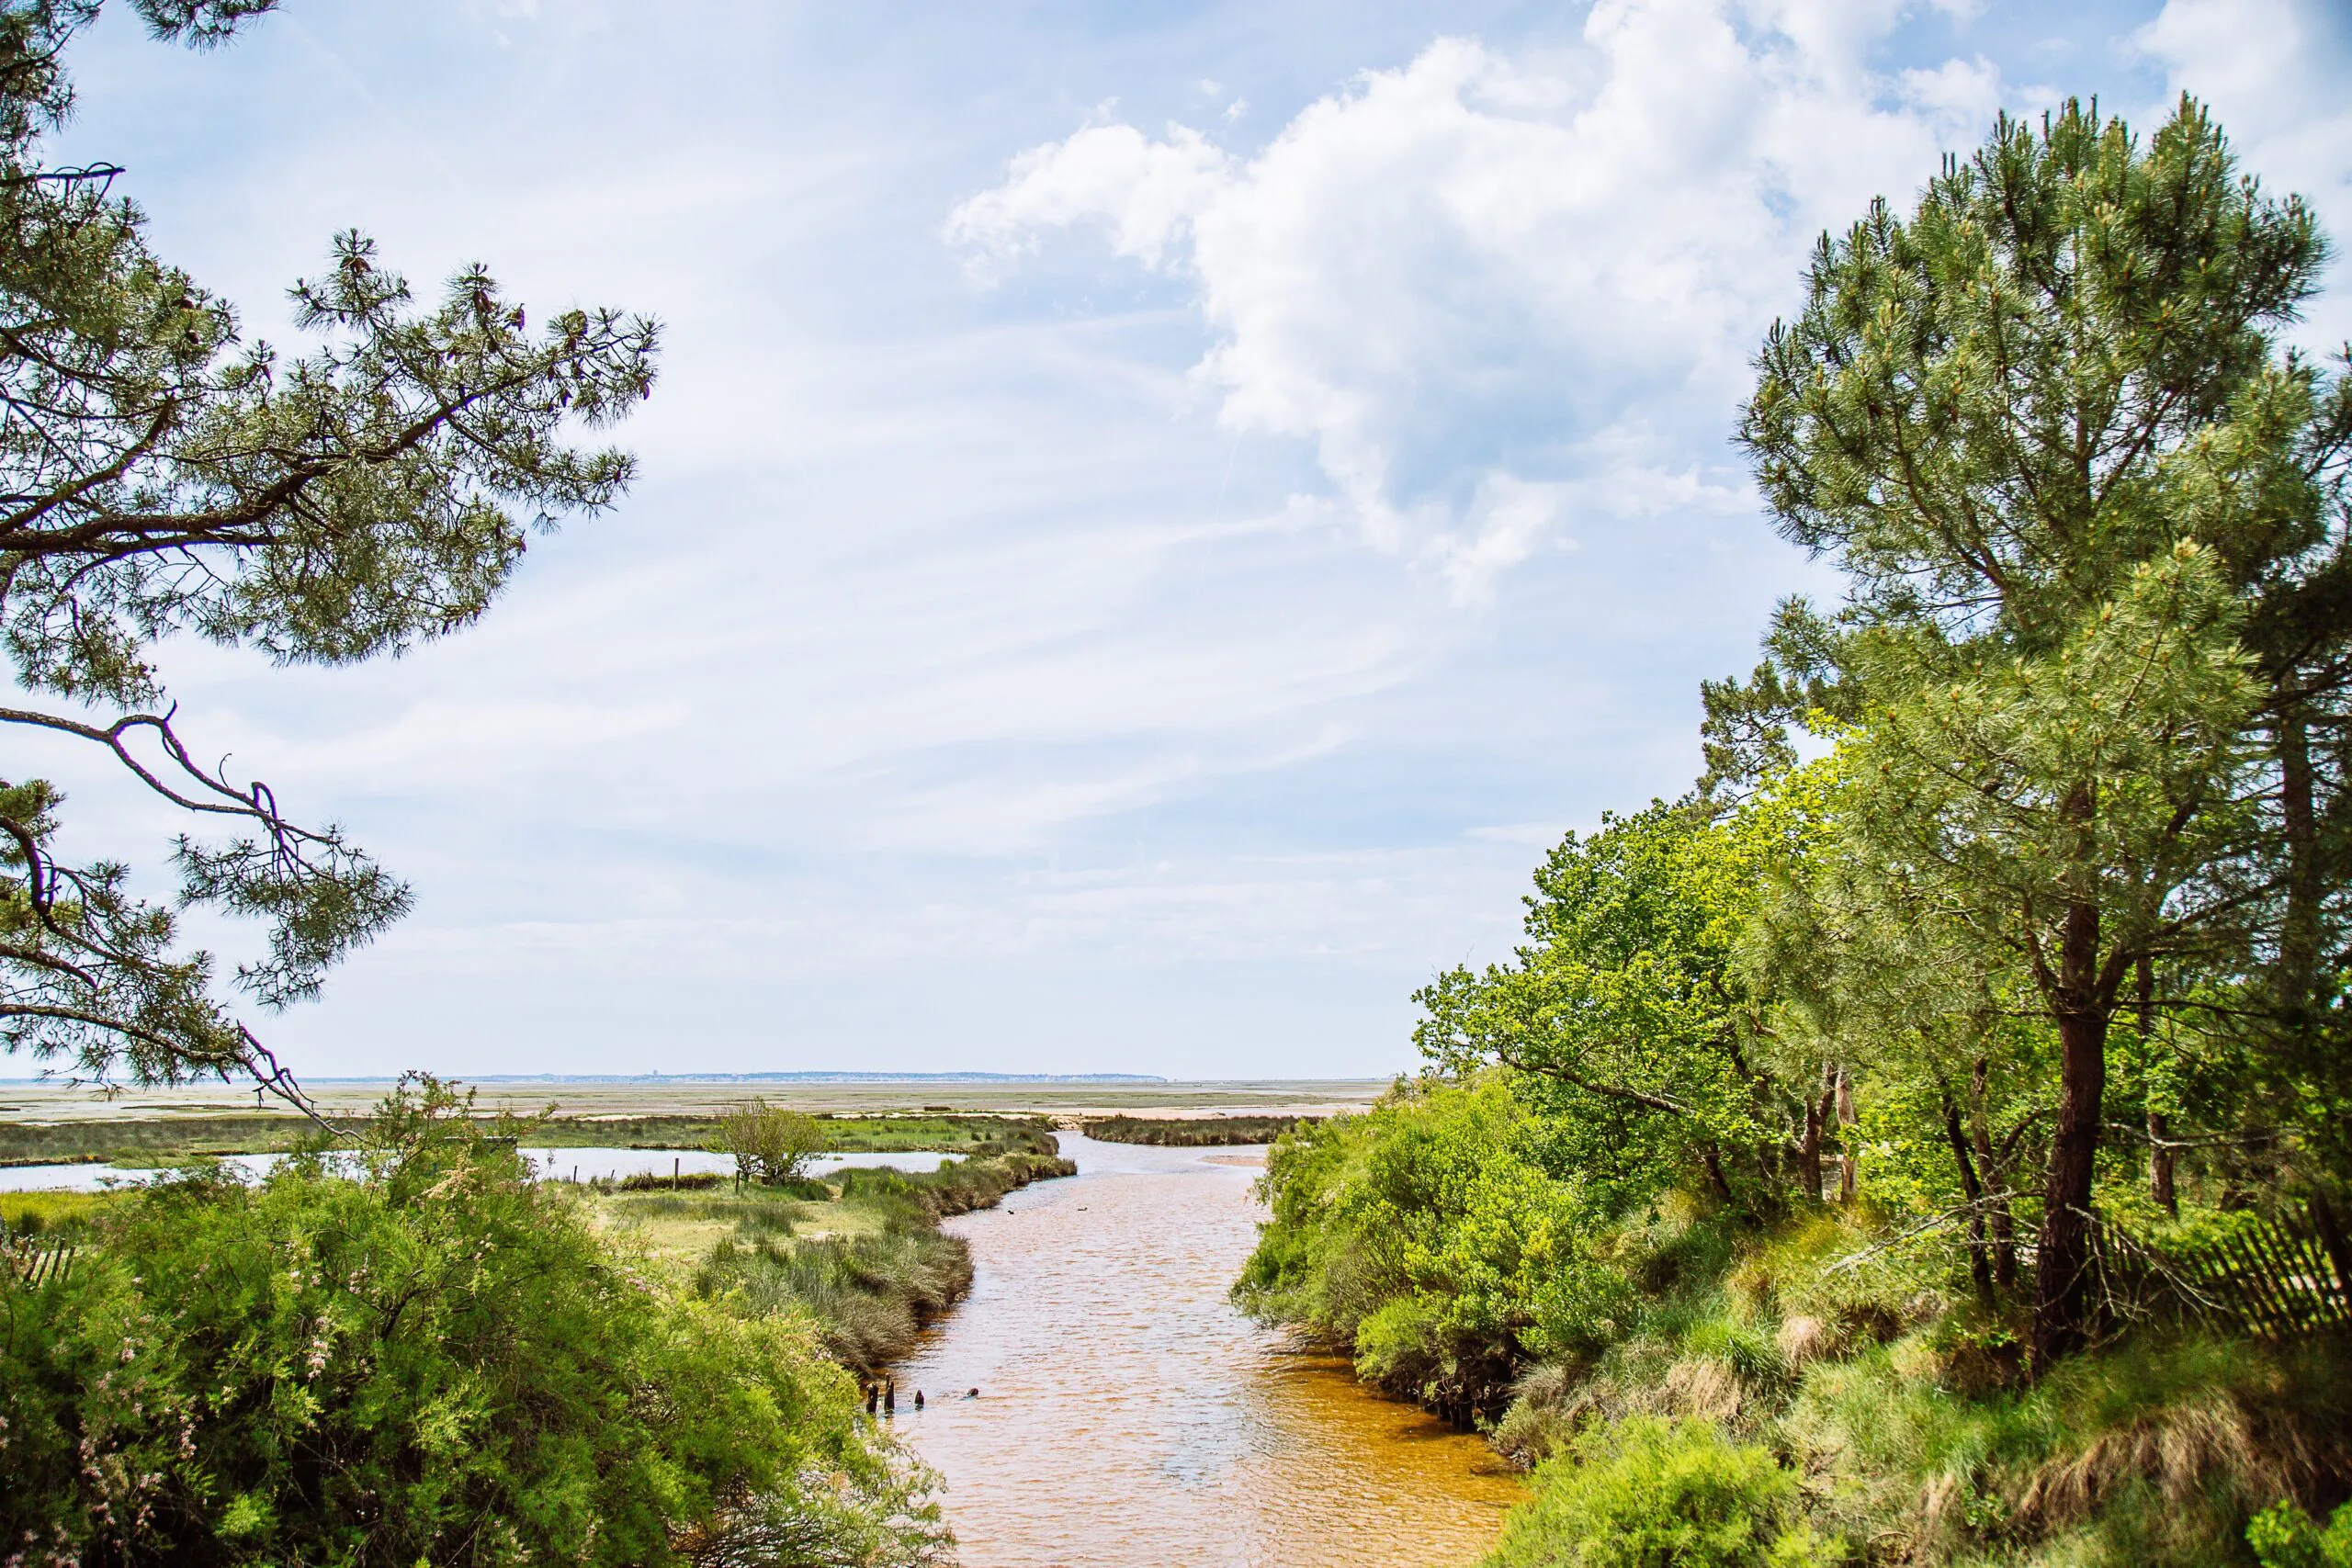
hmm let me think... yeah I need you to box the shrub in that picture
[2249,1499,2352,1568]
[1235,1077,1634,1422]
[0,1076,945,1568]
[717,1098,828,1184]
[1484,1416,1840,1568]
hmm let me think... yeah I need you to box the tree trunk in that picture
[2033,859,2109,1370]
[1836,1068,1859,1203]
[2137,958,2176,1215]
[1798,1100,1822,1201]
[2278,707,2322,1032]
[2147,1111,2177,1214]
[1943,1093,1996,1307]
[1971,1055,2018,1290]
[1702,1145,1734,1203]
[1798,1065,1833,1201]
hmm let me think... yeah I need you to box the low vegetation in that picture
[610,1149,1078,1373]
[0,1078,955,1567]
[1241,1074,2352,1568]
[0,1110,1059,1167]
[1081,1114,1316,1146]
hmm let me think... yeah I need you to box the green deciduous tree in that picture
[719,1098,828,1185]
[1234,1077,1631,1423]
[0,2,657,1095]
[1416,781,1842,1213]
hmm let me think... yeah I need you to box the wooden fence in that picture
[2,1225,75,1289]
[2095,1199,2352,1339]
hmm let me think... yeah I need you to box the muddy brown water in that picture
[888,1133,1521,1567]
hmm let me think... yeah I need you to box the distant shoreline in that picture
[0,1072,1390,1086]
[0,1072,1392,1086]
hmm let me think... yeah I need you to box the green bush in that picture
[1485,1416,1839,1568]
[0,1077,945,1568]
[2248,1500,2352,1568]
[1235,1077,1633,1422]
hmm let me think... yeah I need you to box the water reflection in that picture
[890,1134,1520,1568]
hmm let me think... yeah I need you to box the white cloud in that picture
[949,3,2010,603]
[946,120,1233,275]
[51,0,2281,1078]
[2135,0,2352,344]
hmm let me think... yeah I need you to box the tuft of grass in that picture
[0,1190,113,1236]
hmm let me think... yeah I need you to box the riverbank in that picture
[595,1148,1076,1374]
[1238,1080,2352,1568]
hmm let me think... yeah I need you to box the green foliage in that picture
[1248,92,2352,1568]
[1484,1417,1839,1568]
[1236,1078,1633,1419]
[1725,93,2352,1357]
[2248,1500,2352,1568]
[0,4,657,1086]
[0,1077,945,1567]
[718,1097,828,1184]
[1417,793,1832,1210]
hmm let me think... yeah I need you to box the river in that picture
[887,1132,1521,1567]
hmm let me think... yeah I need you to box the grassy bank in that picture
[596,1148,1075,1374]
[1238,1080,2352,1567]
[1080,1113,1316,1145]
[0,1110,1059,1166]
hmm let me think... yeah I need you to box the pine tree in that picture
[1736,98,2352,1365]
[0,2,658,1095]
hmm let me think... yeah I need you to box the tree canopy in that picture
[0,1,657,1096]
[1419,96,2352,1370]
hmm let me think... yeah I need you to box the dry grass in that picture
[2010,1390,2265,1529]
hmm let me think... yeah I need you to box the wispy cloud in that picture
[26,0,2338,1077]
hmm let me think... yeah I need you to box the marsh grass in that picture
[1080,1114,1314,1146]
[0,1190,111,1236]
[605,1150,1078,1375]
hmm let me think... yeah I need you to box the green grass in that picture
[0,1190,115,1236]
[592,1148,1076,1375]
[1482,1201,2352,1568]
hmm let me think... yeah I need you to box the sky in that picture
[15,0,2351,1080]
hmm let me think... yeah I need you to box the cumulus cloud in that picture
[949,1,2010,601]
